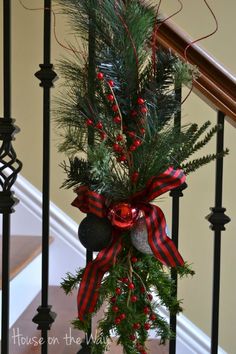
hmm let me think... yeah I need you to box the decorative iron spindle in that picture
[77,3,96,354]
[207,111,230,354]
[1,1,22,354]
[32,1,57,353]
[169,87,187,354]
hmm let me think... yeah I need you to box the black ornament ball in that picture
[78,213,113,252]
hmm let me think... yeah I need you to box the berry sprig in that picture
[95,72,147,171]
[97,71,124,133]
[109,273,154,353]
[97,71,137,166]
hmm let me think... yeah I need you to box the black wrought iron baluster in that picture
[207,111,230,354]
[169,87,187,354]
[77,2,96,353]
[1,1,22,354]
[32,1,57,353]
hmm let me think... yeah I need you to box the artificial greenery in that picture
[62,235,194,353]
[55,0,228,353]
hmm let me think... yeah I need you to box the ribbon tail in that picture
[77,231,123,321]
[144,204,184,267]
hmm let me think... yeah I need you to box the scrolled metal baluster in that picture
[32,1,57,353]
[206,111,230,354]
[1,2,22,354]
[77,2,96,353]
[169,87,187,354]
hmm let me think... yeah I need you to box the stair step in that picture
[0,236,53,288]
[10,286,84,354]
[107,339,168,353]
[9,286,168,353]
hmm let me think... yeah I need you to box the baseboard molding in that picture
[12,173,227,354]
[13,173,86,259]
[154,304,228,354]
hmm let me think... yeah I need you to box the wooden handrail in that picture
[157,19,236,122]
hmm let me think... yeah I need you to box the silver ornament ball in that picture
[131,217,152,254]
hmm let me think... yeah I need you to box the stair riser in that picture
[0,254,41,338]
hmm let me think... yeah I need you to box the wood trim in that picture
[157,19,236,122]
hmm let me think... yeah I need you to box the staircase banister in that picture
[157,19,236,122]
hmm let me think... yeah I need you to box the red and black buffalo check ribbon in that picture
[72,167,186,320]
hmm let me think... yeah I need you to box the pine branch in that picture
[181,149,229,174]
[61,269,84,294]
[60,157,91,189]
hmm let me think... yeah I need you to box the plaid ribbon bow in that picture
[72,167,186,320]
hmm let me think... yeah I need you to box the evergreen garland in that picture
[55,1,228,353]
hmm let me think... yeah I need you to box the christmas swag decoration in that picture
[56,1,228,353]
[73,167,185,321]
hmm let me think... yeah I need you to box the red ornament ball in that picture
[133,323,141,330]
[144,322,151,330]
[128,282,135,290]
[96,122,103,130]
[117,155,127,162]
[129,144,137,152]
[122,277,129,283]
[140,106,148,114]
[111,296,116,303]
[149,313,157,321]
[131,256,138,263]
[107,94,114,101]
[108,203,139,230]
[134,139,142,147]
[108,80,114,87]
[113,143,122,152]
[116,134,123,142]
[130,110,138,117]
[137,97,145,105]
[97,72,104,80]
[115,287,122,295]
[115,317,121,325]
[100,132,106,141]
[127,131,136,138]
[113,116,121,124]
[131,295,138,302]
[120,313,126,320]
[147,293,153,301]
[143,306,150,315]
[140,128,146,135]
[136,343,144,351]
[86,119,93,126]
[129,334,136,341]
[112,104,119,112]
[112,306,119,313]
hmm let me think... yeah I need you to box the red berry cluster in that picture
[137,97,148,114]
[126,128,144,152]
[97,72,114,88]
[130,97,147,119]
[97,72,122,125]
[110,274,158,354]
[113,143,127,162]
[112,135,127,163]
[86,118,107,141]
[95,72,148,160]
[110,292,127,325]
[126,130,143,152]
